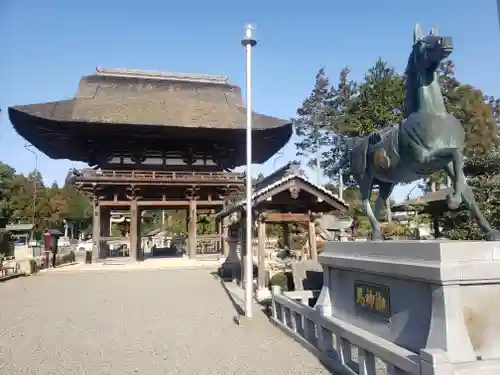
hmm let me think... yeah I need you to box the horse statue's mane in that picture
[403,50,418,119]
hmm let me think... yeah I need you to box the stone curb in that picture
[38,262,80,273]
[42,263,221,274]
[0,273,26,282]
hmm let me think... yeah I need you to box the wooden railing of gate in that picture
[74,169,245,184]
[270,286,420,375]
[196,235,221,255]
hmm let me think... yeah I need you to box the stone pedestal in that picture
[219,240,242,281]
[317,240,500,374]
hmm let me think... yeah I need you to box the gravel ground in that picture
[0,269,333,375]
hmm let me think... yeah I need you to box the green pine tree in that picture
[293,67,334,170]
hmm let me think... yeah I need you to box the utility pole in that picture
[24,143,38,240]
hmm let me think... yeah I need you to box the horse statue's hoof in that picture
[484,231,500,241]
[446,193,462,210]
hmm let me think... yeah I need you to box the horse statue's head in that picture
[404,24,453,117]
[411,24,453,79]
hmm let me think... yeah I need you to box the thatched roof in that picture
[9,68,292,165]
[12,68,290,129]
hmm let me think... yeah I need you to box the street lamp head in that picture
[242,24,257,47]
[245,24,254,38]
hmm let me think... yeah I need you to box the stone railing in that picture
[271,286,419,375]
[16,247,77,276]
[270,241,500,375]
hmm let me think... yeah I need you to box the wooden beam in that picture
[262,212,309,222]
[99,201,131,207]
[138,200,224,207]
[253,178,347,214]
[99,200,224,207]
[308,212,318,262]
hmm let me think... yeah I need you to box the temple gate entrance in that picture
[9,67,292,262]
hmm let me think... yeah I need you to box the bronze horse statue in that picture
[336,24,500,241]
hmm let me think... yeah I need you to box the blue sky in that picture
[1,0,499,202]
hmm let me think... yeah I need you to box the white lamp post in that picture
[497,0,500,31]
[241,24,257,318]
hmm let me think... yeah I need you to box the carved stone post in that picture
[309,212,318,262]
[257,215,267,290]
[129,200,139,261]
[92,197,101,262]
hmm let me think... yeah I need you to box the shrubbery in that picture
[268,271,294,291]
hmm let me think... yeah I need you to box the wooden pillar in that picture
[222,218,229,257]
[309,212,318,262]
[101,206,111,237]
[188,199,197,258]
[129,200,139,261]
[257,217,267,290]
[99,206,111,258]
[240,218,246,284]
[92,198,101,262]
[282,223,290,248]
[217,218,222,254]
[432,214,441,238]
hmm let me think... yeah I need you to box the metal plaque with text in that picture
[354,281,392,321]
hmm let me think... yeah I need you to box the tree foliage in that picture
[441,152,500,240]
[294,55,500,240]
[293,58,499,188]
[0,163,92,232]
[293,67,334,170]
[344,58,405,137]
[423,60,498,192]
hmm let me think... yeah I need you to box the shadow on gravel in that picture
[212,271,245,316]
[211,270,271,320]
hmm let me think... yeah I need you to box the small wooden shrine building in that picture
[9,68,292,262]
[391,187,452,238]
[216,161,348,290]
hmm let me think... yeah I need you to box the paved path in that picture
[0,268,332,374]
